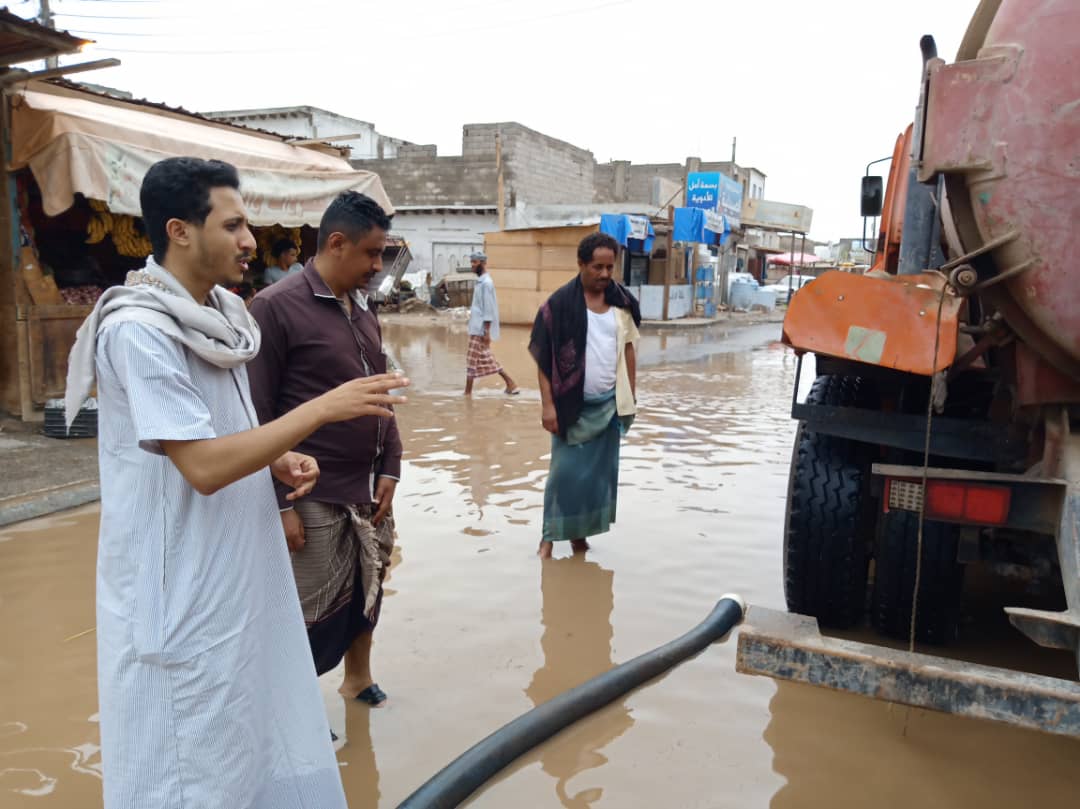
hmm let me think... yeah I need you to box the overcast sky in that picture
[15,0,979,241]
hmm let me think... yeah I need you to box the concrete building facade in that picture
[353,122,595,209]
[353,122,596,282]
[203,105,810,307]
[594,158,766,208]
[389,207,496,282]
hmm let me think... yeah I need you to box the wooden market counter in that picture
[12,302,92,420]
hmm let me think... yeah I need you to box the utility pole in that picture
[495,132,505,231]
[731,136,737,164]
[39,0,59,69]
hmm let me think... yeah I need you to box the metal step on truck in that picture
[736,0,1080,738]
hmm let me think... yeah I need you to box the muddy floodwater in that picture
[2,317,1078,808]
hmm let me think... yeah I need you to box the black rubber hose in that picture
[397,594,746,809]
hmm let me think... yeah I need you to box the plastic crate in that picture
[43,398,98,439]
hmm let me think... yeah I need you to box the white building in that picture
[390,206,497,283]
[203,105,409,160]
[745,167,766,201]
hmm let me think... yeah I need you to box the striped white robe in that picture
[94,321,346,809]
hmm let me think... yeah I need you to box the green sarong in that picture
[542,390,631,542]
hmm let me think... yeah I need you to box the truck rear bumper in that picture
[736,607,1080,738]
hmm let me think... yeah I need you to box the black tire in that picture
[783,375,875,628]
[872,509,964,644]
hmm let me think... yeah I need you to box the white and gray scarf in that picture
[64,257,261,430]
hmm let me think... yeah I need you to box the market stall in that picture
[1,80,394,420]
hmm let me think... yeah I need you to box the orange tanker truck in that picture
[737,0,1080,737]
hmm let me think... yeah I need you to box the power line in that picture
[52,27,193,37]
[51,1,176,4]
[81,42,320,55]
[39,0,636,57]
[54,11,196,21]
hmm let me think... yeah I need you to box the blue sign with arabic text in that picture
[686,172,720,212]
[718,174,743,228]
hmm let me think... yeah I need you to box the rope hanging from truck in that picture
[910,280,952,653]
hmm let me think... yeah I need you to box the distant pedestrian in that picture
[529,232,640,559]
[465,251,519,395]
[264,237,303,285]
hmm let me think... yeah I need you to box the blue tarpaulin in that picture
[673,207,730,245]
[599,213,655,254]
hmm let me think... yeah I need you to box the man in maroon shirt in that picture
[248,192,401,706]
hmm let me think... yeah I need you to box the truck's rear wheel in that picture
[783,375,875,628]
[872,510,964,644]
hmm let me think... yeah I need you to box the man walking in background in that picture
[249,191,402,708]
[465,251,519,395]
[529,233,641,560]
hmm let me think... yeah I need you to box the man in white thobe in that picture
[463,251,518,395]
[66,157,407,808]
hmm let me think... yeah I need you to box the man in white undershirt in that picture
[528,233,641,559]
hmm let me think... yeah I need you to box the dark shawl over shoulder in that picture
[528,276,641,438]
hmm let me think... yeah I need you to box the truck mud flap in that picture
[736,606,1080,738]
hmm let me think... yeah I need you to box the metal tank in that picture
[921,0,1080,378]
[742,0,1080,737]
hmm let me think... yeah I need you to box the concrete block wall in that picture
[352,150,498,207]
[627,163,685,205]
[594,163,615,201]
[354,118,760,226]
[356,121,596,211]
[594,158,748,206]
[397,144,438,159]
[498,124,595,206]
[462,125,500,158]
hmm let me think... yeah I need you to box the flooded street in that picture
[2,318,1078,808]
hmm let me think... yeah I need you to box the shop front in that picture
[1,80,392,420]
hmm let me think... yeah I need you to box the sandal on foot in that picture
[356,684,388,706]
[505,387,521,395]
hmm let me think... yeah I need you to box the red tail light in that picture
[886,478,1011,525]
[926,481,1010,525]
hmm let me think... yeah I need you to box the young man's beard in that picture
[198,242,244,285]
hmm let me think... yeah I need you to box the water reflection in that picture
[461,398,509,517]
[525,556,633,808]
[336,698,380,809]
[765,680,1080,809]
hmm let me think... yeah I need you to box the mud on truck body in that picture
[737,0,1080,736]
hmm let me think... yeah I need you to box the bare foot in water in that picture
[571,538,590,554]
[537,540,553,559]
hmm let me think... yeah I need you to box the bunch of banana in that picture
[84,200,152,256]
[111,215,153,258]
[85,210,114,245]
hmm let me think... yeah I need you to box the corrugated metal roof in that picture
[0,8,89,67]
[39,78,350,157]
[205,105,375,129]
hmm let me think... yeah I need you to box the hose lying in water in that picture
[397,594,747,809]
